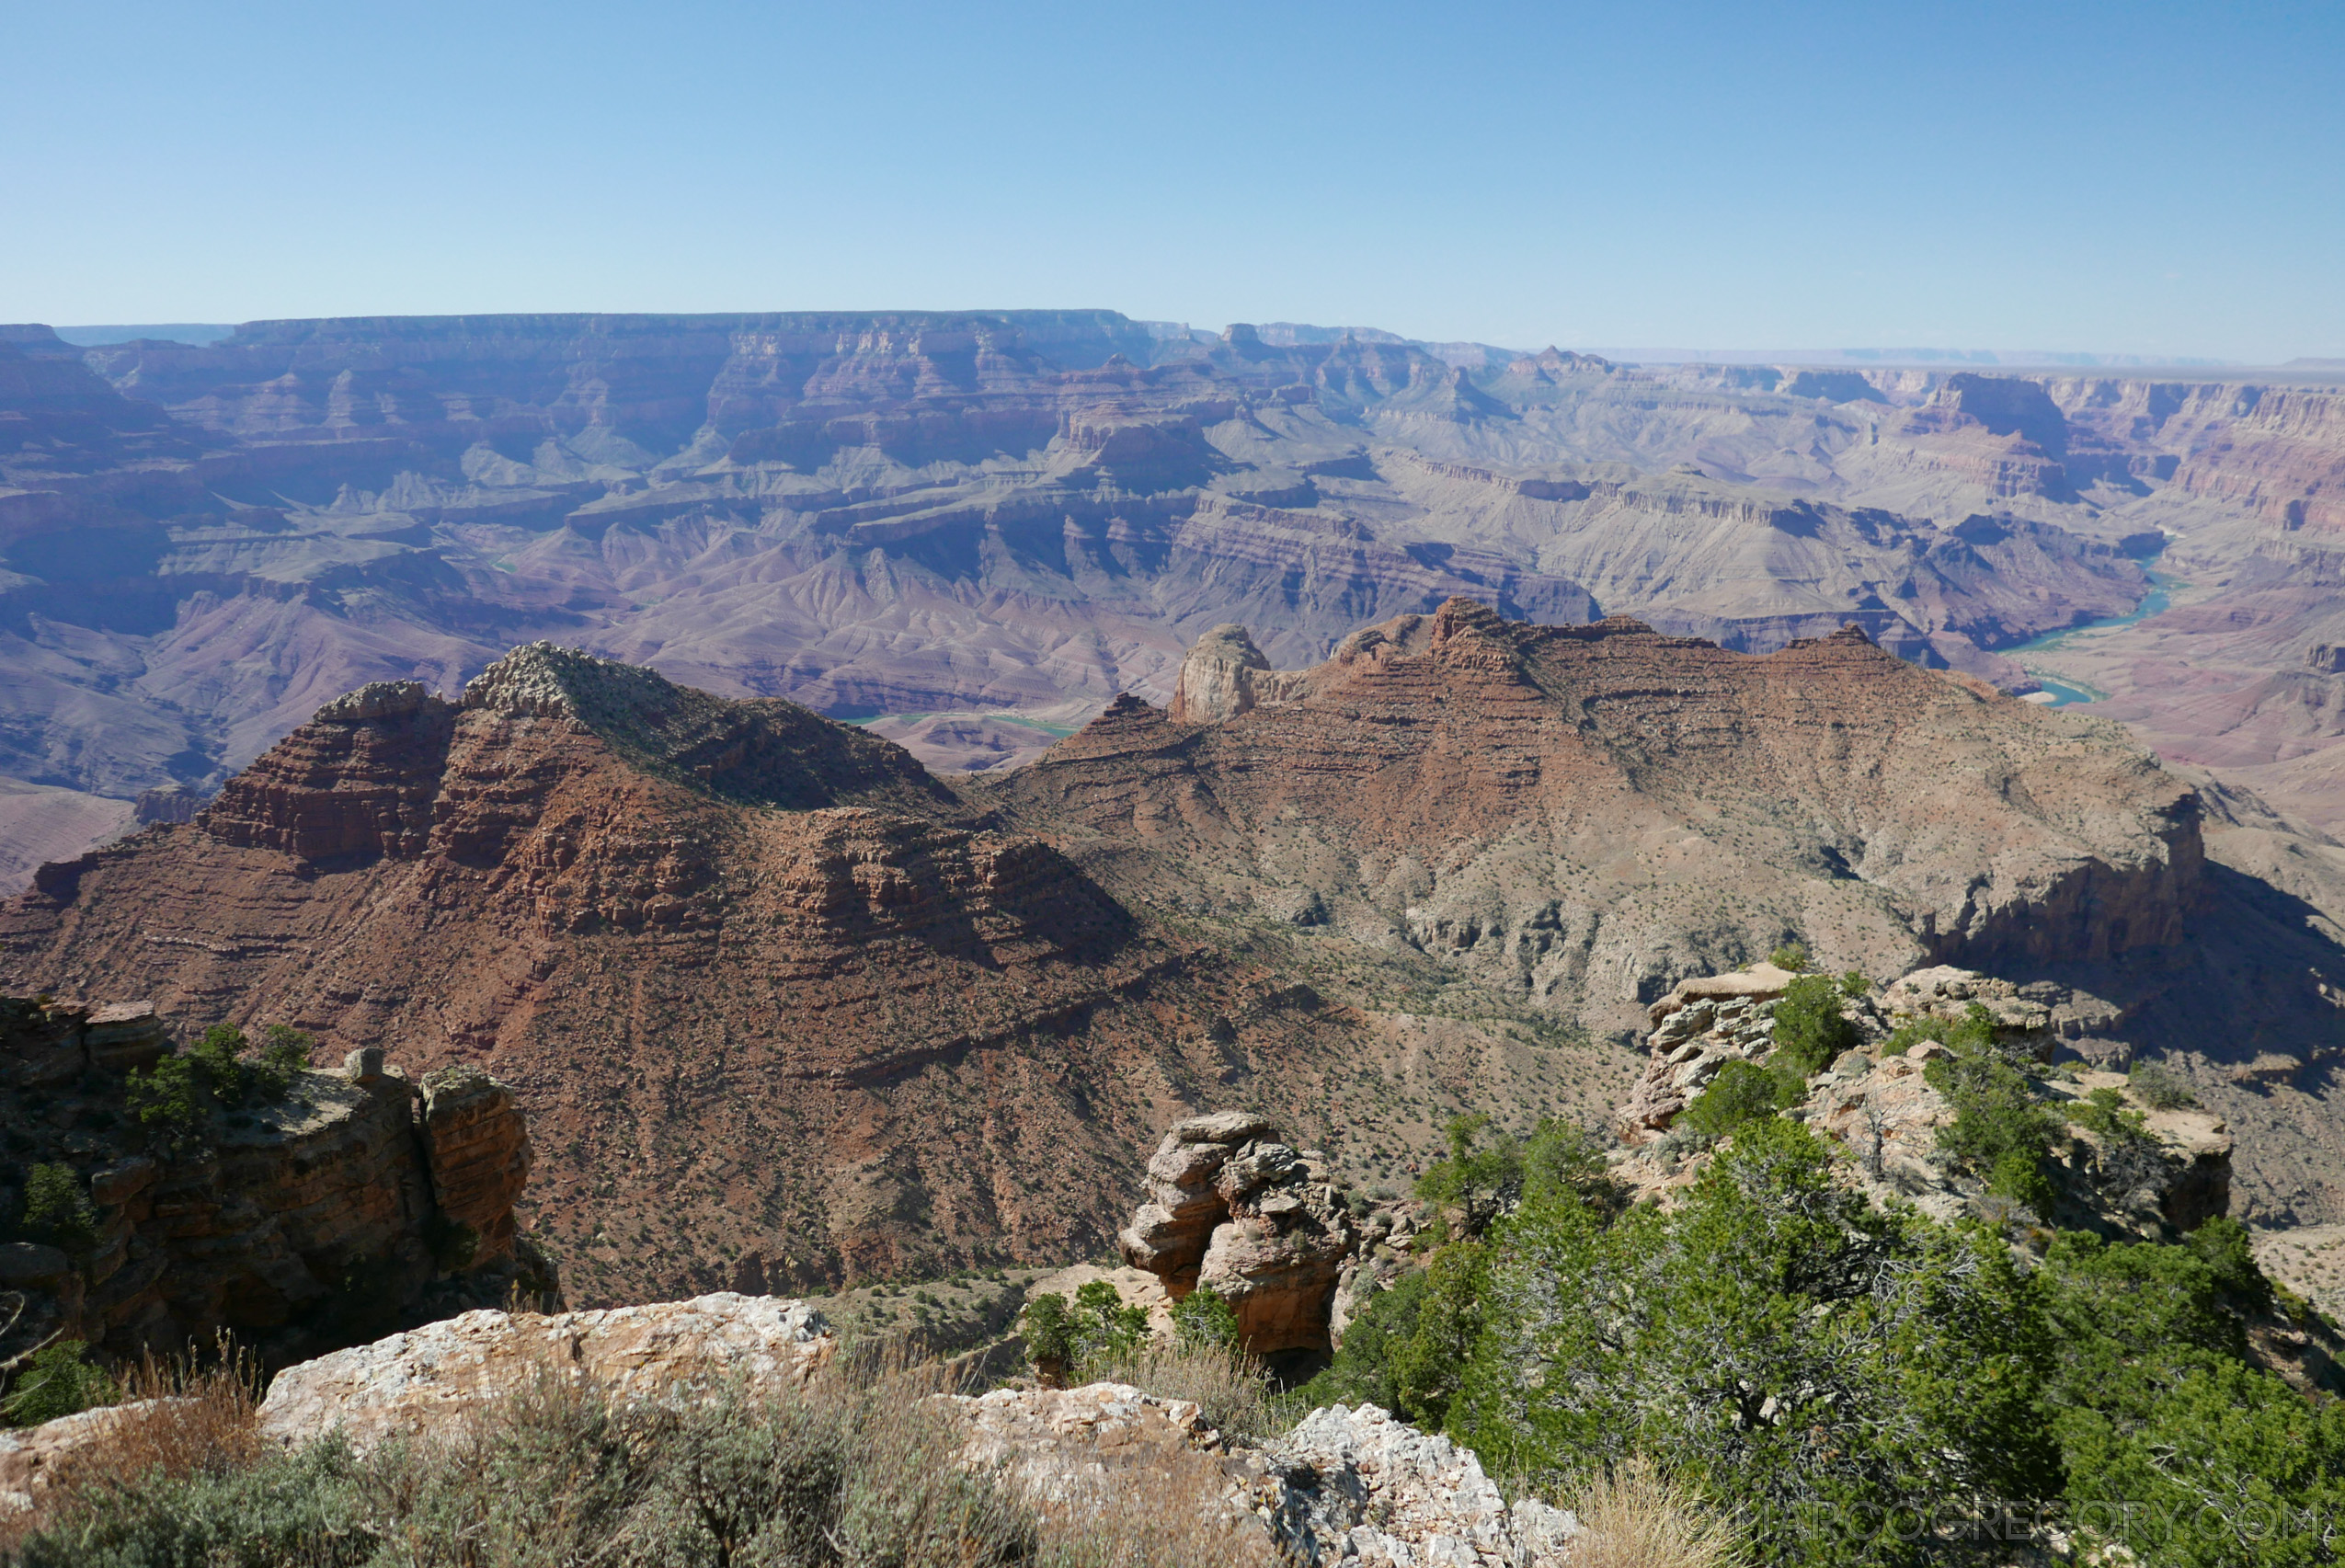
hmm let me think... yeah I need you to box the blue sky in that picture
[7,1,2341,360]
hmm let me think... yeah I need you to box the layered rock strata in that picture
[0,997,542,1370]
[990,600,2204,1030]
[1,646,1360,1300]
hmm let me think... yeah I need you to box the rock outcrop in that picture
[944,1383,1582,1565]
[1613,962,2233,1241]
[258,1292,833,1454]
[0,996,543,1370]
[1262,1403,1581,1566]
[417,1065,532,1266]
[1616,961,2113,1139]
[1167,625,1310,725]
[1117,1113,1360,1355]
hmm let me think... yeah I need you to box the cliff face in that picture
[0,999,540,1373]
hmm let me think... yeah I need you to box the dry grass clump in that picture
[1560,1459,1747,1568]
[0,1339,264,1552]
[2,1343,1281,1567]
[1076,1337,1294,1444]
[1022,1452,1281,1568]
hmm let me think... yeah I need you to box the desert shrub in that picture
[1415,1114,1522,1237]
[1299,1265,1429,1416]
[1881,1001,1997,1059]
[16,1163,97,1254]
[1299,1241,1485,1431]
[1168,1285,1239,1352]
[247,1024,315,1100]
[1836,969,1870,999]
[1448,1118,2053,1565]
[123,1051,211,1149]
[1024,1281,1146,1377]
[2,1341,118,1427]
[1925,1046,2066,1206]
[1766,942,1810,972]
[1414,1115,1615,1240]
[1561,1458,1748,1568]
[1767,975,1858,1077]
[124,1025,317,1153]
[2070,1085,2148,1143]
[2128,1059,2197,1110]
[2034,1225,2341,1568]
[1678,1060,1798,1138]
[1307,1095,2339,1565]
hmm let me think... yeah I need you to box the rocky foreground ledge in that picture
[0,1291,1582,1564]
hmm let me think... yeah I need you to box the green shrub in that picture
[1925,1047,2066,1207]
[1768,974,1859,1077]
[1301,1267,1428,1415]
[1447,1118,2054,1564]
[124,1050,211,1149]
[125,1023,315,1150]
[1169,1286,1239,1352]
[1837,969,1870,998]
[1767,942,1810,972]
[1306,1099,2339,1568]
[1415,1114,1521,1236]
[1679,1059,1799,1138]
[1883,1001,1997,1059]
[2070,1085,2148,1144]
[1023,1280,1148,1376]
[2127,1059,2197,1110]
[249,1024,315,1100]
[3,1339,118,1426]
[17,1162,97,1253]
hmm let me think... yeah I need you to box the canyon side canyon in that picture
[2,312,2341,1302]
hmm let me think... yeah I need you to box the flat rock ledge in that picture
[258,1291,834,1453]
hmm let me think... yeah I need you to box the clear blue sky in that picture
[8,1,2341,361]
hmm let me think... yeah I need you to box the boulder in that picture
[258,1292,833,1455]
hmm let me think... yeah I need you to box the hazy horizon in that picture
[9,1,2341,361]
[26,316,2328,372]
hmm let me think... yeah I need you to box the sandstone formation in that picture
[257,1292,834,1454]
[0,996,542,1370]
[418,1065,532,1265]
[1116,1112,1360,1355]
